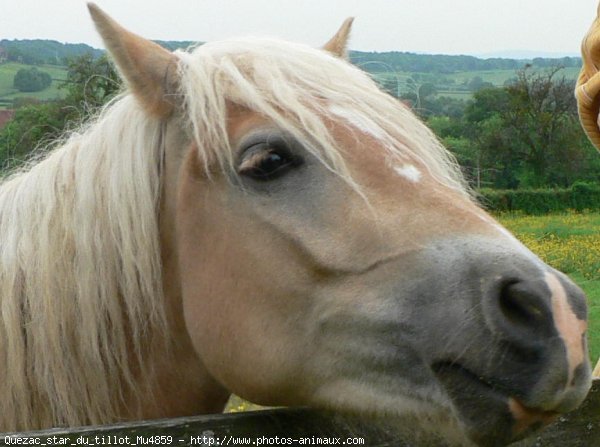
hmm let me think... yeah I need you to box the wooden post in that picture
[0,380,598,447]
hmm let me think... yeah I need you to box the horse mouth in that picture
[433,361,510,394]
[431,361,558,446]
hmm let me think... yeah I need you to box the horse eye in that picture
[238,143,302,181]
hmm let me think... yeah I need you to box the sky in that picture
[1,0,599,57]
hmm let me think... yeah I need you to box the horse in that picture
[0,4,592,446]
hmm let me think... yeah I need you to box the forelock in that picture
[175,37,472,199]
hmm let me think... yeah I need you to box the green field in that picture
[0,62,579,109]
[0,63,68,108]
[449,66,581,86]
[371,66,581,100]
[578,275,600,364]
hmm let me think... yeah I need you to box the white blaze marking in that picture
[328,105,386,139]
[393,164,422,183]
[545,272,586,386]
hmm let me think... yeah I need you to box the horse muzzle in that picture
[417,237,592,446]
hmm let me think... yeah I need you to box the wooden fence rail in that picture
[0,379,597,447]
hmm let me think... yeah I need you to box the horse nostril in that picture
[498,280,551,332]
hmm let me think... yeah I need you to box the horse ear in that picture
[576,3,600,151]
[323,18,354,59]
[88,3,179,118]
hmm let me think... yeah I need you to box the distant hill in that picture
[154,40,199,52]
[0,39,583,75]
[476,50,580,60]
[0,39,198,66]
[349,50,581,74]
[0,39,103,65]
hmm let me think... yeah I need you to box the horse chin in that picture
[310,379,476,446]
[311,367,552,447]
[432,362,557,447]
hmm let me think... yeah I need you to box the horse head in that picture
[22,5,588,446]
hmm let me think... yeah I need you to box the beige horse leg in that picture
[594,358,600,378]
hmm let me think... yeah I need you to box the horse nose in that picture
[496,279,554,338]
[484,270,591,411]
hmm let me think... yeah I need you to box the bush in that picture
[0,102,65,170]
[13,67,52,92]
[479,185,600,214]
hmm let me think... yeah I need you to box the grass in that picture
[0,62,68,108]
[497,212,600,364]
[573,273,600,368]
[449,66,581,86]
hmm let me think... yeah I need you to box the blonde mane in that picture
[0,97,166,430]
[0,36,470,431]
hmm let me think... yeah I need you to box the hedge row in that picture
[479,182,600,214]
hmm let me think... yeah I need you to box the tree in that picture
[60,53,121,119]
[464,87,510,122]
[0,102,64,167]
[13,67,52,92]
[502,66,584,187]
[403,78,439,116]
[467,76,493,92]
[447,67,600,189]
[0,53,121,171]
